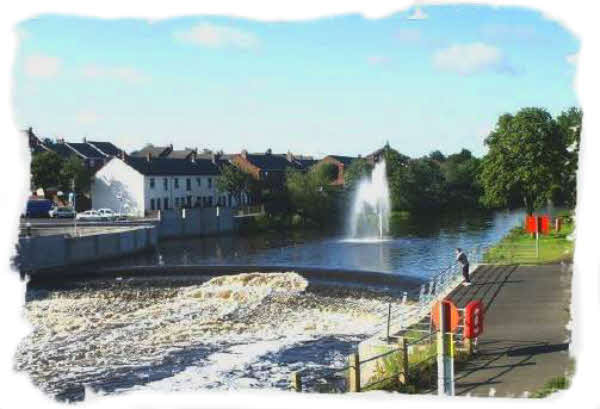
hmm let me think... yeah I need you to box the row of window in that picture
[149,195,235,211]
[149,177,212,191]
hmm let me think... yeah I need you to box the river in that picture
[17,209,527,401]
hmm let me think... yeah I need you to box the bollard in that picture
[290,371,302,392]
[463,337,474,356]
[348,352,360,392]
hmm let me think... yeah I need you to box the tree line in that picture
[238,105,581,227]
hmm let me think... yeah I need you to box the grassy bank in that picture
[484,213,575,264]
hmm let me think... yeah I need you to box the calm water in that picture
[110,209,528,280]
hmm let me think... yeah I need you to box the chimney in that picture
[83,137,87,143]
[120,150,126,160]
[211,153,217,165]
[241,149,248,159]
[286,151,294,162]
[190,150,197,162]
[146,152,152,162]
[57,138,64,144]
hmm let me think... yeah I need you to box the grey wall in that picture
[16,226,158,273]
[157,207,235,239]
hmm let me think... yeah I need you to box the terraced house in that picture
[91,152,248,217]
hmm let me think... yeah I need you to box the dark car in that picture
[25,199,53,218]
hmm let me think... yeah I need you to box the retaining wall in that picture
[15,226,158,274]
[157,207,235,239]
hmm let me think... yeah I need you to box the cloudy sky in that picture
[13,5,579,158]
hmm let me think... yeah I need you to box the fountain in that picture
[348,160,391,240]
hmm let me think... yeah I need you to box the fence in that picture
[289,246,485,393]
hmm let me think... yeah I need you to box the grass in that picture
[531,376,570,398]
[484,215,575,264]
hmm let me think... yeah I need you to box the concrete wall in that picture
[157,207,235,239]
[16,226,157,273]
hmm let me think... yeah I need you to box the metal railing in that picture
[290,245,485,393]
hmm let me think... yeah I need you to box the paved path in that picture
[445,263,572,397]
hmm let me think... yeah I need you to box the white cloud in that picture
[566,53,578,65]
[433,43,505,75]
[24,54,61,78]
[81,65,148,83]
[407,7,428,20]
[75,111,100,125]
[366,55,389,65]
[174,23,259,48]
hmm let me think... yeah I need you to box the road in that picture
[446,263,572,397]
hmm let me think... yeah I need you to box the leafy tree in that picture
[60,156,91,193]
[344,158,373,190]
[312,162,338,183]
[440,150,482,208]
[30,151,63,190]
[429,150,446,162]
[383,149,410,211]
[479,107,567,214]
[216,163,253,206]
[286,166,339,225]
[391,158,447,212]
[556,107,582,207]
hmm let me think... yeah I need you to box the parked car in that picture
[25,199,53,218]
[75,210,103,221]
[97,208,119,221]
[49,206,76,218]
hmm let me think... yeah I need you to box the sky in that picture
[13,5,579,158]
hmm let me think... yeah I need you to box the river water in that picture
[17,209,527,401]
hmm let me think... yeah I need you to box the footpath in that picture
[445,263,572,397]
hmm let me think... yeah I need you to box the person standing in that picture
[456,248,471,286]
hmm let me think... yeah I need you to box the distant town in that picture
[25,127,386,218]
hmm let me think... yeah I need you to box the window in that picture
[164,198,169,209]
[196,178,201,187]
[208,178,212,189]
[157,198,161,210]
[196,196,201,207]
[228,195,232,208]
[175,197,180,207]
[187,196,192,207]
[150,198,155,210]
[174,178,179,189]
[186,178,191,191]
[150,178,155,189]
[208,196,213,207]
[163,178,168,191]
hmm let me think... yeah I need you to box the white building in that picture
[92,153,247,217]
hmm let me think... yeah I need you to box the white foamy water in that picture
[16,272,413,400]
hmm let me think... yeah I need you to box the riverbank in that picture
[483,213,574,264]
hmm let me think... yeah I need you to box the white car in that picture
[97,208,119,221]
[49,206,76,218]
[76,210,103,221]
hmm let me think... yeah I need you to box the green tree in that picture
[312,162,338,183]
[440,149,482,208]
[216,163,253,206]
[286,166,339,225]
[30,151,63,190]
[60,156,91,193]
[391,158,447,212]
[479,107,567,214]
[556,107,582,207]
[383,149,410,211]
[344,158,373,190]
[428,150,446,162]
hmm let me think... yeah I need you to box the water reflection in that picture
[104,209,531,280]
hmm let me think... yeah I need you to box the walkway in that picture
[445,263,572,397]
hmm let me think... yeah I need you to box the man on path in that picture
[456,248,471,286]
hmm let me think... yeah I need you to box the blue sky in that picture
[13,5,579,158]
